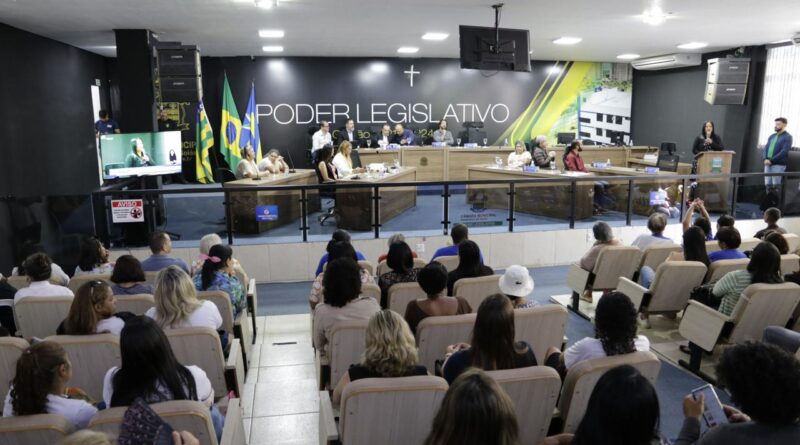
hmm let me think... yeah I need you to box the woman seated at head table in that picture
[316,145,338,182]
[331,141,365,177]
[257,148,289,174]
[506,141,532,168]
[235,145,266,179]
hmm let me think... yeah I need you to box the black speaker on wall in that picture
[160,76,202,102]
[157,46,201,77]
[705,57,749,105]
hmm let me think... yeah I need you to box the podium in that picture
[694,151,735,212]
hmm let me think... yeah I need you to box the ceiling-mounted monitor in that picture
[459,25,531,73]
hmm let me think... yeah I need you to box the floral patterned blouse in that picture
[193,271,245,317]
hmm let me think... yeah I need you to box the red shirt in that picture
[565,151,586,172]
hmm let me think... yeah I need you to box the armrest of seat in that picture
[319,390,339,445]
[233,310,253,369]
[567,263,591,294]
[247,278,258,341]
[616,277,649,311]
[225,340,245,398]
[220,397,246,445]
[678,300,730,352]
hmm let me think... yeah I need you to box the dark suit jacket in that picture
[337,129,361,147]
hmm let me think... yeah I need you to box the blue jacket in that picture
[763,131,793,165]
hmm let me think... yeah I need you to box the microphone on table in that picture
[285,150,297,173]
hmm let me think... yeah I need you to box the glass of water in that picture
[456,138,461,146]
[495,156,503,168]
[393,159,400,169]
[483,138,488,147]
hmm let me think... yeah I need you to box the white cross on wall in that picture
[404,65,420,87]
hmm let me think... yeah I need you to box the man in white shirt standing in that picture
[311,121,332,158]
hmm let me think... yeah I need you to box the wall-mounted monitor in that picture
[459,25,531,73]
[100,131,182,178]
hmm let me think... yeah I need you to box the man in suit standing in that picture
[337,118,361,148]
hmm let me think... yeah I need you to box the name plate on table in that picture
[591,162,609,169]
[431,142,445,147]
[644,166,660,174]
[463,143,478,148]
[523,166,539,172]
[255,205,279,222]
[386,144,400,149]
[643,154,658,161]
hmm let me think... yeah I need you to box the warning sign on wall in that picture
[111,199,145,224]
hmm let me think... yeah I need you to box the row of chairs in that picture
[319,351,661,445]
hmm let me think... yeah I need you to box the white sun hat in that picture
[498,265,534,297]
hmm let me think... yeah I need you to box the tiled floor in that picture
[243,314,318,445]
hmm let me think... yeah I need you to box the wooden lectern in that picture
[694,150,735,212]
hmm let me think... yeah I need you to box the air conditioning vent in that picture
[631,53,702,71]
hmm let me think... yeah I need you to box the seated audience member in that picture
[708,227,747,263]
[579,222,621,299]
[11,242,69,285]
[682,199,714,240]
[193,244,245,318]
[103,316,222,436]
[14,253,74,304]
[675,342,800,445]
[498,265,537,309]
[379,241,422,307]
[332,310,427,404]
[544,292,649,377]
[507,141,532,168]
[425,368,519,445]
[706,242,783,316]
[531,135,555,169]
[755,207,787,239]
[632,213,673,250]
[377,233,418,264]
[147,266,223,332]
[110,255,154,295]
[431,223,483,263]
[3,342,97,429]
[58,430,115,445]
[309,242,374,310]
[141,231,190,274]
[446,240,493,296]
[762,231,789,255]
[74,237,114,276]
[442,294,537,384]
[404,262,471,334]
[640,226,710,288]
[190,233,249,284]
[313,258,381,365]
[61,280,125,336]
[563,140,587,172]
[315,229,366,276]
[763,326,800,355]
[693,217,713,241]
[0,278,15,332]
[539,365,665,445]
[716,214,735,235]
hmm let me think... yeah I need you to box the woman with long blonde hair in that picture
[331,141,365,177]
[332,310,427,404]
[146,266,222,332]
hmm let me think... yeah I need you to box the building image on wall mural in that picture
[497,62,633,146]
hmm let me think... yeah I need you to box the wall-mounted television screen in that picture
[100,131,182,178]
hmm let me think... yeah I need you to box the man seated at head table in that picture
[337,118,363,148]
[372,124,392,148]
[433,119,454,146]
[389,123,416,146]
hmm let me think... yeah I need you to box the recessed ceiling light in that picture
[677,42,708,50]
[262,45,283,52]
[641,5,670,26]
[370,62,389,73]
[617,53,641,60]
[256,0,275,9]
[258,29,284,38]
[553,37,582,45]
[547,65,563,74]
[422,32,449,41]
[397,47,419,54]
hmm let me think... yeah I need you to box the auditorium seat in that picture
[357,261,374,277]
[783,233,799,253]
[678,282,800,380]
[144,271,159,285]
[0,413,73,445]
[376,258,427,276]
[617,261,707,323]
[452,274,503,311]
[0,337,29,398]
[89,399,246,445]
[165,326,244,398]
[319,320,368,391]
[246,278,258,340]
[739,237,761,252]
[638,243,682,272]
[68,274,111,293]
[416,313,475,371]
[319,375,448,445]
[486,366,561,445]
[359,283,381,302]
[514,306,569,364]
[14,296,73,339]
[704,258,749,283]
[44,334,120,402]
[432,255,459,272]
[780,253,800,275]
[198,290,253,371]
[386,282,426,314]
[558,351,661,433]
[5,275,67,290]
[113,293,155,315]
[567,246,642,314]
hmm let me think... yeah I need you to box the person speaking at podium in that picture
[692,121,725,155]
[390,124,415,146]
[125,138,152,167]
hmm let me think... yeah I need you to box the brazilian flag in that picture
[220,73,243,169]
[195,100,215,184]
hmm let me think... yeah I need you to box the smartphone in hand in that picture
[691,384,728,428]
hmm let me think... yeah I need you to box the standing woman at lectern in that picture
[692,121,725,155]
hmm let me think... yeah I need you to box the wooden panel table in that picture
[627,157,693,175]
[223,170,320,234]
[400,148,447,182]
[585,166,681,216]
[335,167,417,232]
[467,166,594,220]
[448,148,515,181]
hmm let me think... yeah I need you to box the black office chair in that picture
[350,150,363,169]
[656,153,680,172]
[216,168,237,183]
[314,163,337,225]
[306,126,319,166]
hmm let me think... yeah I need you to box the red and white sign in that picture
[111,199,144,224]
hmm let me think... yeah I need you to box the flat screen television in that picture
[100,131,182,178]
[459,25,531,72]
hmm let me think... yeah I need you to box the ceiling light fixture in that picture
[256,0,276,10]
[422,32,449,41]
[370,62,389,73]
[258,29,284,38]
[677,42,708,50]
[617,53,641,60]
[262,45,284,52]
[547,65,563,74]
[552,37,582,45]
[641,5,669,26]
[397,47,419,54]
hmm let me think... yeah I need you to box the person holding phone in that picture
[675,342,800,444]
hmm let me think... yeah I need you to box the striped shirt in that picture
[712,270,752,316]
